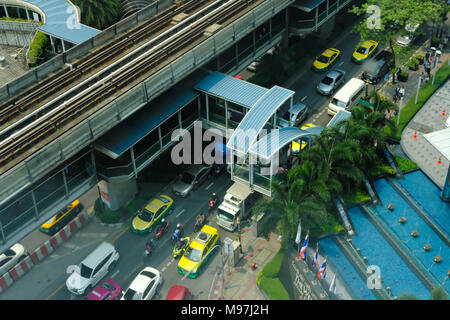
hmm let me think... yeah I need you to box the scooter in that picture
[194,213,206,232]
[155,219,169,239]
[208,199,217,212]
[173,237,190,259]
[171,224,184,244]
[144,239,154,257]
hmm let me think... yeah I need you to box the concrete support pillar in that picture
[25,8,30,21]
[99,177,138,211]
[130,147,138,179]
[50,35,56,53]
[3,4,9,17]
[441,166,450,202]
[61,39,67,52]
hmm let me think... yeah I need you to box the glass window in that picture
[141,270,156,278]
[0,257,12,267]
[181,172,195,184]
[317,55,329,63]
[143,280,155,298]
[184,247,202,262]
[137,209,155,222]
[123,288,141,300]
[80,263,93,278]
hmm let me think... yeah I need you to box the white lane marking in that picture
[205,182,214,190]
[74,232,109,238]
[166,261,171,267]
[338,61,344,67]
[301,95,307,102]
[176,209,185,217]
[110,269,120,279]
[161,266,167,273]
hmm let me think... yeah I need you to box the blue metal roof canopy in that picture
[227,86,295,157]
[249,126,323,159]
[25,0,100,44]
[194,72,268,108]
[292,0,326,12]
[326,110,352,127]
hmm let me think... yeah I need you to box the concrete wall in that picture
[105,177,138,211]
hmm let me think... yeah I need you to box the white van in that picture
[328,78,365,116]
[66,241,119,295]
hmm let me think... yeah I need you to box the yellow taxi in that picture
[39,200,82,235]
[178,225,220,279]
[312,48,340,73]
[352,40,378,63]
[291,124,316,154]
[131,195,174,235]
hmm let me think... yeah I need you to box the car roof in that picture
[129,267,159,292]
[289,102,306,114]
[166,285,189,300]
[82,242,115,267]
[144,196,172,213]
[326,69,343,79]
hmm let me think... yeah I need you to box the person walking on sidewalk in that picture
[424,60,431,79]
[399,86,405,100]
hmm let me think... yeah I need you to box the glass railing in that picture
[209,113,227,128]
[233,163,250,183]
[182,113,199,129]
[253,172,271,192]
[135,143,161,170]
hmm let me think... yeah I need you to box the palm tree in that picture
[72,0,121,30]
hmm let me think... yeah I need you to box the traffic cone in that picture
[437,156,442,165]
[441,109,446,117]
[412,131,417,139]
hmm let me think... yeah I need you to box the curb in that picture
[0,210,91,295]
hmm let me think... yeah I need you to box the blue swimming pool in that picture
[348,206,430,299]
[372,178,450,293]
[319,237,378,300]
[397,170,450,235]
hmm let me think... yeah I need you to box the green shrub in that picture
[257,275,290,300]
[97,208,121,224]
[126,197,148,216]
[395,156,418,172]
[261,248,285,278]
[27,31,48,66]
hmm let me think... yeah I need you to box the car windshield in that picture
[317,55,329,63]
[321,76,334,85]
[80,263,93,278]
[217,208,234,222]
[137,209,154,222]
[331,98,347,109]
[158,196,169,203]
[123,288,141,300]
[184,247,202,262]
[356,46,368,54]
[102,282,115,291]
[181,172,195,184]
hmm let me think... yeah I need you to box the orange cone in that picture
[437,156,442,165]
[412,131,417,139]
[441,109,446,117]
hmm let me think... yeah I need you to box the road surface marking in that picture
[161,266,167,272]
[338,61,344,67]
[301,96,307,102]
[176,209,185,217]
[74,232,109,238]
[205,182,214,190]
[45,282,66,300]
[110,269,120,279]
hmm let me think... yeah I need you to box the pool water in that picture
[348,206,430,299]
[319,237,378,300]
[398,170,450,235]
[372,178,450,293]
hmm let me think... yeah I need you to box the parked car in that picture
[397,23,420,47]
[86,279,121,300]
[66,241,119,295]
[0,243,28,277]
[361,50,394,84]
[131,195,174,235]
[166,285,191,300]
[312,48,340,73]
[39,199,83,235]
[172,165,212,197]
[178,225,220,279]
[316,68,346,96]
[352,40,378,63]
[121,267,162,300]
[277,102,309,128]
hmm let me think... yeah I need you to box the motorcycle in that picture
[155,219,170,239]
[171,224,184,244]
[173,237,190,259]
[194,213,206,232]
[144,239,154,257]
[208,199,217,212]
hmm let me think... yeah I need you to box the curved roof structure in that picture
[249,126,323,160]
[227,86,295,157]
[3,0,100,44]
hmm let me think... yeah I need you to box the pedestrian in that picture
[393,86,400,103]
[443,36,448,49]
[425,51,430,62]
[399,86,405,100]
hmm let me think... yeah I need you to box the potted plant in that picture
[397,69,409,82]
[407,58,419,71]
[416,54,424,65]
[431,36,440,47]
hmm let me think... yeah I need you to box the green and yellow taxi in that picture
[291,124,316,153]
[39,200,82,235]
[131,195,174,235]
[352,40,378,63]
[312,48,340,73]
[178,225,220,279]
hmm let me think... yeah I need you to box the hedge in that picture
[395,156,419,172]
[256,248,290,300]
[27,31,48,66]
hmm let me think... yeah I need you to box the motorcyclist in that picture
[196,213,205,225]
[210,193,218,203]
[145,238,153,255]
[173,223,183,241]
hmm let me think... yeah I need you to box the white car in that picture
[121,267,162,300]
[0,243,28,277]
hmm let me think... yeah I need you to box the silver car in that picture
[316,69,346,96]
[0,243,28,277]
[172,165,212,197]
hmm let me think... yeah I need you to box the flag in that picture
[295,221,302,244]
[298,234,309,260]
[329,274,337,294]
[318,259,327,279]
[312,246,319,268]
